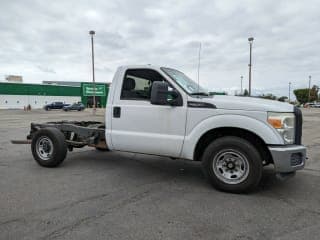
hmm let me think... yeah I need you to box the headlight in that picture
[267,112,295,144]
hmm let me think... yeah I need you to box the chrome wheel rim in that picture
[212,149,249,184]
[36,136,53,161]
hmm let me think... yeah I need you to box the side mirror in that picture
[150,81,183,106]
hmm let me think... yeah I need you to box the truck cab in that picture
[105,65,306,192]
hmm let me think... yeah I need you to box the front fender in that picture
[180,114,283,160]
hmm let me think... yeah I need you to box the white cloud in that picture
[0,0,319,97]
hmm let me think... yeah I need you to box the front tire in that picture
[31,127,67,168]
[201,136,262,193]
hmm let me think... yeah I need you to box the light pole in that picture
[288,82,291,103]
[248,37,254,96]
[240,75,243,95]
[197,42,201,94]
[308,75,311,103]
[89,30,96,114]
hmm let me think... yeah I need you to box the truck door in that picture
[110,68,187,157]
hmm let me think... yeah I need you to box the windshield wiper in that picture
[190,92,210,96]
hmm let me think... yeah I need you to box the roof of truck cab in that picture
[119,65,164,70]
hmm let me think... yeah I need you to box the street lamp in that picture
[240,75,243,95]
[288,82,291,103]
[308,75,311,103]
[89,30,96,114]
[248,37,254,96]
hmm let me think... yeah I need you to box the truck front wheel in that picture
[201,136,262,193]
[31,127,67,168]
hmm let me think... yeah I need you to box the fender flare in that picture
[180,114,283,160]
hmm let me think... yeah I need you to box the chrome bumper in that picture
[268,145,306,173]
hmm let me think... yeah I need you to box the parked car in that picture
[44,102,69,110]
[62,102,85,111]
[311,103,320,108]
[304,103,320,108]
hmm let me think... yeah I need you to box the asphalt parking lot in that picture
[1,108,320,240]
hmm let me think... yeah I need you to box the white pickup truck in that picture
[14,65,306,193]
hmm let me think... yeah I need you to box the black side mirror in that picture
[150,81,183,106]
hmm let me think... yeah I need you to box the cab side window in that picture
[121,69,166,100]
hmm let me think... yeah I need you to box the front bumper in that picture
[268,145,306,173]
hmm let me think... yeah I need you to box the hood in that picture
[192,95,294,112]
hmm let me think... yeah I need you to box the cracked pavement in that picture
[0,108,320,240]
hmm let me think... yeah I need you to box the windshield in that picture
[161,67,209,96]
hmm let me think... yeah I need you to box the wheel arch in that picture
[193,127,273,165]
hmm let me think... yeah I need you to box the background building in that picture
[0,82,109,109]
[42,81,82,87]
[5,75,23,83]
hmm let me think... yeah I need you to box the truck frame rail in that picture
[26,121,107,150]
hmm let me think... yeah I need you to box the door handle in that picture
[113,106,121,118]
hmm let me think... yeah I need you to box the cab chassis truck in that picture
[12,65,307,193]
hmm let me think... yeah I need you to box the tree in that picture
[294,89,309,104]
[259,93,277,100]
[294,85,318,104]
[278,96,288,102]
[243,89,249,96]
[311,85,319,101]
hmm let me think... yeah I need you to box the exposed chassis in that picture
[25,121,108,150]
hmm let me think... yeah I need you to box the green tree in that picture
[278,96,288,102]
[311,85,319,101]
[243,89,249,96]
[259,93,277,100]
[293,89,308,104]
[294,85,318,104]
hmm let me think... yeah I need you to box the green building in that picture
[0,81,109,109]
[209,91,227,96]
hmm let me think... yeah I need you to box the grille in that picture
[294,107,302,145]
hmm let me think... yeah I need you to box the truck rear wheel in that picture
[201,136,262,193]
[31,127,67,168]
[95,147,109,151]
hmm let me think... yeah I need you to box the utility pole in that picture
[240,75,243,95]
[308,75,311,103]
[248,37,254,96]
[197,42,201,94]
[89,30,96,115]
[288,82,291,103]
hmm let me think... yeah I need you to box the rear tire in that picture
[201,136,262,193]
[95,147,109,151]
[31,127,67,168]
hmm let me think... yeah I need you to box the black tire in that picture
[201,136,262,193]
[31,127,68,168]
[95,147,109,151]
[95,125,108,151]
